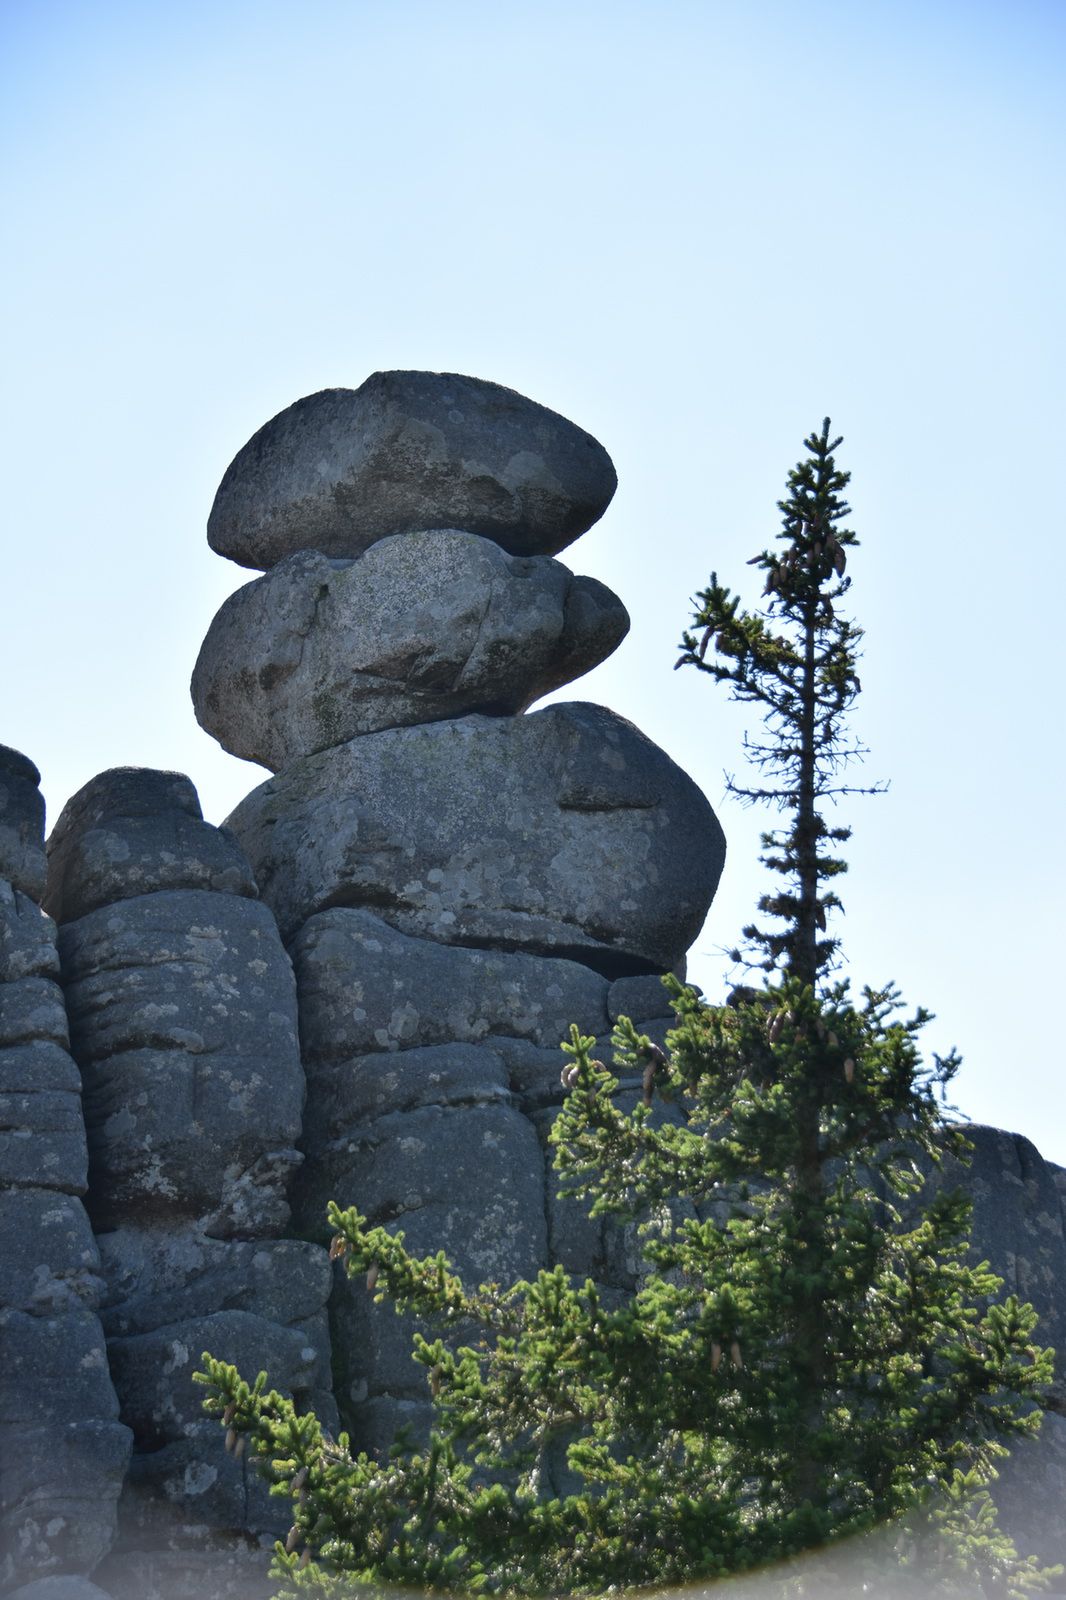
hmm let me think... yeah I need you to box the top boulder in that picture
[207,372,618,570]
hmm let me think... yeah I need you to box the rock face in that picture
[207,372,618,570]
[41,769,335,1594]
[288,907,676,1450]
[44,769,255,926]
[0,745,48,903]
[57,890,304,1233]
[191,531,629,768]
[226,702,725,969]
[194,373,726,1470]
[0,750,131,1593]
[916,1128,1066,1569]
[46,771,301,1234]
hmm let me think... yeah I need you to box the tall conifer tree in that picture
[198,423,1056,1597]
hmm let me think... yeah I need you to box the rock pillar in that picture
[192,372,727,1448]
[42,769,334,1600]
[0,746,131,1594]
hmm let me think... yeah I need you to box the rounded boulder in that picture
[224,702,726,973]
[191,530,629,768]
[207,372,618,569]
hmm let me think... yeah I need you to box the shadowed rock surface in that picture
[88,1227,334,1581]
[917,1126,1066,1413]
[38,767,334,1596]
[192,531,629,767]
[1,883,87,1195]
[226,701,726,970]
[207,371,618,569]
[4,1580,116,1600]
[0,748,130,1594]
[57,890,303,1232]
[298,1095,549,1448]
[286,906,686,1455]
[0,746,48,903]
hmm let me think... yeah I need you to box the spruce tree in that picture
[197,421,1057,1597]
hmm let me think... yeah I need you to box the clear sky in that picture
[3,0,1063,1161]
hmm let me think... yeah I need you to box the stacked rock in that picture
[0,746,131,1595]
[193,372,727,1447]
[42,769,335,1600]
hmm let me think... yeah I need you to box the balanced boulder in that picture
[208,372,618,570]
[225,701,726,971]
[192,531,629,767]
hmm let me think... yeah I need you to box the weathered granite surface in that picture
[90,1226,334,1577]
[192,532,629,767]
[292,908,611,1061]
[44,768,255,926]
[0,751,130,1596]
[207,371,618,569]
[226,701,726,970]
[57,890,303,1233]
[37,767,333,1597]
[0,746,47,903]
[1,883,87,1194]
[285,906,685,1455]
[0,1189,102,1315]
[300,1095,550,1448]
[5,1579,116,1600]
[291,912,613,1141]
[920,1126,1066,1410]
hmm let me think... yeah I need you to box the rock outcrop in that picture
[40,768,334,1598]
[4,370,1063,1595]
[919,1126,1066,1571]
[0,748,131,1593]
[196,372,725,1460]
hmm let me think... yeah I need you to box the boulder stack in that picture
[42,769,334,1597]
[194,372,727,1445]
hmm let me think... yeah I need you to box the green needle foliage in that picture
[196,421,1057,1598]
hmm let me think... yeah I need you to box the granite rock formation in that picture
[39,768,334,1597]
[0,746,49,904]
[199,372,725,1463]
[3,371,1064,1596]
[202,371,1066,1566]
[207,371,619,569]
[0,749,131,1593]
[917,1126,1066,1570]
[191,530,629,768]
[227,701,723,964]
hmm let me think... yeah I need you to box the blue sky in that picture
[2,0,1063,1160]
